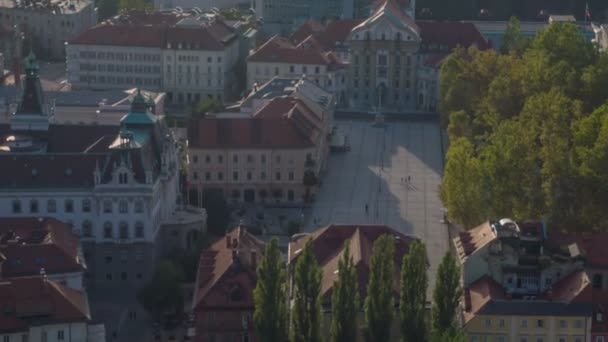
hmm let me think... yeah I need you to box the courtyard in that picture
[305,118,449,292]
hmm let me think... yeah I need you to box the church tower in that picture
[11,52,53,132]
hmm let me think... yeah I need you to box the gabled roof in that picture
[351,0,419,36]
[0,217,84,278]
[188,97,323,149]
[454,221,497,261]
[289,18,325,44]
[290,19,362,52]
[247,35,336,65]
[546,232,608,268]
[416,21,490,53]
[0,277,90,333]
[192,225,265,310]
[288,224,417,300]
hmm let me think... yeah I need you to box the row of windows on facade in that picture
[78,75,161,86]
[97,221,145,239]
[10,199,145,214]
[353,54,412,66]
[470,336,585,342]
[79,63,161,73]
[165,74,222,87]
[255,64,323,76]
[481,317,584,330]
[192,153,300,164]
[171,55,222,63]
[353,65,411,78]
[78,51,161,62]
[353,78,411,89]
[168,92,222,104]
[1,330,67,342]
[192,170,295,182]
[351,91,411,102]
[166,64,222,75]
[353,31,414,41]
[101,271,144,281]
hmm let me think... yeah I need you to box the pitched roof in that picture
[290,19,362,52]
[352,0,419,35]
[546,232,608,268]
[0,277,90,333]
[463,275,506,322]
[0,217,84,278]
[416,21,490,53]
[188,97,323,149]
[70,20,236,50]
[288,224,418,300]
[289,18,325,44]
[454,221,497,261]
[192,225,265,310]
[247,35,335,65]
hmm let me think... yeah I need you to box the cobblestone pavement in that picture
[305,119,449,295]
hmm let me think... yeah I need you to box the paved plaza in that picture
[305,118,449,292]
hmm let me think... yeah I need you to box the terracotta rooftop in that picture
[416,21,490,53]
[247,35,341,66]
[188,97,323,149]
[0,217,84,278]
[454,221,497,260]
[288,224,418,300]
[463,271,593,322]
[70,20,236,50]
[290,19,362,52]
[289,19,325,44]
[0,277,90,333]
[192,225,265,310]
[546,232,608,268]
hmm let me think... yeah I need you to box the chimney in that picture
[226,234,231,248]
[251,250,257,269]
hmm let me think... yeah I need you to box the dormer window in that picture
[119,173,128,184]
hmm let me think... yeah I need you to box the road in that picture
[305,118,449,294]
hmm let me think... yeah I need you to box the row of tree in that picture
[439,19,608,230]
[254,236,463,342]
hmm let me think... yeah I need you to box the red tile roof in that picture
[463,275,506,322]
[290,19,362,52]
[109,10,181,26]
[0,217,84,278]
[416,21,490,53]
[0,277,90,333]
[192,225,265,310]
[544,270,592,303]
[247,35,335,65]
[288,224,417,300]
[454,221,497,260]
[188,97,323,149]
[289,19,325,45]
[70,20,236,50]
[546,233,608,268]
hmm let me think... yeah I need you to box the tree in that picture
[218,7,242,20]
[364,234,395,342]
[97,0,119,21]
[533,22,597,72]
[201,189,230,235]
[500,16,530,55]
[400,241,429,342]
[254,238,287,342]
[137,260,184,321]
[432,252,462,337]
[118,0,149,13]
[430,328,466,342]
[291,239,323,342]
[168,234,208,283]
[192,98,223,116]
[330,240,359,342]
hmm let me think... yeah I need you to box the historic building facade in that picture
[0,53,204,290]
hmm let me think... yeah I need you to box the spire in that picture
[120,88,157,126]
[131,88,148,113]
[24,51,39,78]
[11,51,51,131]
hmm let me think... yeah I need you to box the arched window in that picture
[119,200,128,214]
[119,222,129,239]
[30,199,38,213]
[82,199,91,213]
[103,200,112,213]
[82,221,93,238]
[64,199,74,213]
[47,199,56,213]
[135,222,144,238]
[103,222,113,238]
[134,200,144,213]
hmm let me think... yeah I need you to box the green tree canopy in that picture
[137,260,184,321]
[364,234,395,342]
[291,239,323,342]
[330,240,360,342]
[500,16,531,55]
[431,252,462,336]
[400,240,429,342]
[254,238,287,342]
[440,21,608,230]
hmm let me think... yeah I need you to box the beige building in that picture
[0,0,96,60]
[66,12,242,104]
[187,77,333,204]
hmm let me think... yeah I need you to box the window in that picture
[47,199,56,213]
[315,66,320,74]
[218,172,223,181]
[520,319,527,328]
[484,319,491,327]
[4,335,10,342]
[558,338,566,342]
[135,200,143,213]
[12,200,21,213]
[57,330,64,340]
[288,171,294,181]
[597,337,605,342]
[121,272,127,280]
[106,273,112,280]
[498,337,505,342]
[559,320,567,328]
[276,155,281,163]
[205,155,211,163]
[575,320,583,328]
[290,65,295,73]
[536,338,543,342]
[119,222,129,239]
[119,200,128,213]
[103,200,112,213]
[218,155,223,163]
[594,274,604,289]
[261,155,266,163]
[519,337,527,342]
[82,199,91,212]
[205,172,211,181]
[233,154,238,163]
[499,319,505,328]
[302,66,307,73]
[537,319,544,328]
[233,171,239,181]
[135,222,144,238]
[29,199,38,213]
[104,222,113,238]
[192,155,198,163]
[65,199,73,213]
[82,221,93,238]
[247,172,252,181]
[261,172,266,180]
[275,172,281,181]
[247,154,254,163]
[35,256,45,265]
